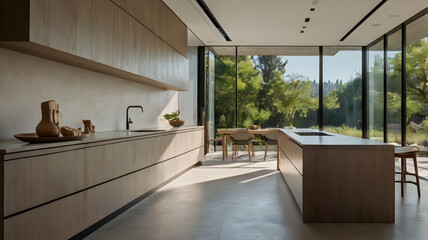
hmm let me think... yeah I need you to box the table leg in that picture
[226,136,229,158]
[222,134,225,160]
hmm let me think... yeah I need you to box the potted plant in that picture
[164,110,184,127]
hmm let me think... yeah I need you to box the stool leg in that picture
[264,143,269,161]
[214,141,216,152]
[401,157,404,197]
[413,155,421,197]
[404,158,407,181]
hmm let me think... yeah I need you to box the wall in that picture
[178,46,198,127]
[0,47,197,140]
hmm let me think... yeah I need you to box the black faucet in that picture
[126,105,144,130]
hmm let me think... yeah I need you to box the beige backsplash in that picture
[0,47,197,140]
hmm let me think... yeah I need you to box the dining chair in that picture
[230,129,254,162]
[262,129,278,161]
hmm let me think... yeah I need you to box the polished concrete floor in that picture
[86,151,428,240]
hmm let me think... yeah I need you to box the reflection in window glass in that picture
[322,47,362,137]
[368,40,385,141]
[406,14,428,147]
[236,47,319,128]
[387,30,402,145]
[210,47,236,138]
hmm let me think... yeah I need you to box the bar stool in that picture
[395,146,421,197]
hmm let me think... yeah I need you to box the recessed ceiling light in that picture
[303,26,307,28]
[305,18,310,22]
[388,14,400,17]
[300,30,304,33]
[310,8,315,11]
[372,23,381,26]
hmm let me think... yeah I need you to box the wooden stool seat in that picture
[394,146,421,197]
[208,139,222,152]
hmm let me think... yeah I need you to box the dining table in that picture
[217,129,274,160]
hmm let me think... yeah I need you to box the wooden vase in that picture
[36,100,61,137]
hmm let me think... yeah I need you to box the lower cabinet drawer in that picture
[3,147,203,240]
[279,149,303,212]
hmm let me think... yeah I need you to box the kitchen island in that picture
[278,129,395,223]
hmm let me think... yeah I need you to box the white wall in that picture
[0,47,197,140]
[178,47,198,127]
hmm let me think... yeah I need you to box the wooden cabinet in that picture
[29,0,92,59]
[0,0,189,91]
[2,128,204,239]
[112,0,188,57]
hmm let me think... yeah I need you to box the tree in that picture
[269,74,318,126]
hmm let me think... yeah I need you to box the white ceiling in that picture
[163,0,428,46]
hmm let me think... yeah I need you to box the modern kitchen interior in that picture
[0,0,428,239]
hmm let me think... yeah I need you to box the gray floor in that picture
[86,151,428,240]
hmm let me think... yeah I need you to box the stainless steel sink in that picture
[294,132,332,136]
[127,129,168,132]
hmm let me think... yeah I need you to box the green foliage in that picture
[163,110,181,121]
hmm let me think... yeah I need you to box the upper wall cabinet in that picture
[0,0,189,91]
[112,0,188,57]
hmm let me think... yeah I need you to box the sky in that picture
[280,50,362,83]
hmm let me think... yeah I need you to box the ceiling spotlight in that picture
[310,8,315,11]
[305,18,310,22]
[301,30,304,33]
[303,26,307,28]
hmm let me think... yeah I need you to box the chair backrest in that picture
[264,129,278,141]
[231,129,254,141]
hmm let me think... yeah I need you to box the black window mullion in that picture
[383,35,388,143]
[362,46,368,139]
[401,23,407,146]
[319,46,323,130]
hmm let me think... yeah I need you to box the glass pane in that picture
[387,30,402,145]
[211,47,236,138]
[406,13,428,147]
[206,50,215,139]
[236,47,319,128]
[322,47,362,137]
[368,40,385,141]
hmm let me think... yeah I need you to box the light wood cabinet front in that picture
[112,0,188,57]
[3,129,204,240]
[29,0,92,59]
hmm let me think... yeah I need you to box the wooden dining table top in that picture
[217,129,276,135]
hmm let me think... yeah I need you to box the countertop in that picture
[281,129,394,148]
[0,126,203,154]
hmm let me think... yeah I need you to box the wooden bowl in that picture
[169,120,184,127]
[248,125,261,130]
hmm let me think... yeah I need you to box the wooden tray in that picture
[14,133,87,143]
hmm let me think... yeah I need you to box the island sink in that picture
[127,129,167,132]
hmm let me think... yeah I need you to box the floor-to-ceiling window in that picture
[387,29,402,145]
[405,13,428,148]
[208,47,236,138]
[322,47,362,137]
[236,47,319,128]
[368,40,385,141]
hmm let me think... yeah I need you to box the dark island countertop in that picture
[280,129,393,148]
